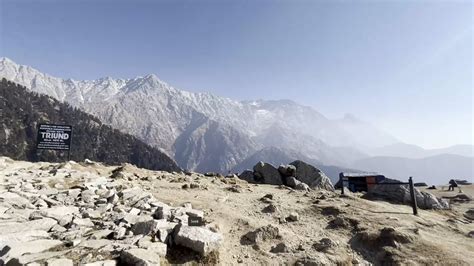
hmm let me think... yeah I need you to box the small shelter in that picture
[337,172,386,192]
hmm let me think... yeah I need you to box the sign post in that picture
[36,124,73,161]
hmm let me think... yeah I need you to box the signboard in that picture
[188,216,204,226]
[36,124,73,150]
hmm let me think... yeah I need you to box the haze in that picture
[0,0,472,149]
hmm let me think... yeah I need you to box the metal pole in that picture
[409,176,418,215]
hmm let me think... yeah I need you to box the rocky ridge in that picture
[0,157,221,265]
[1,157,473,265]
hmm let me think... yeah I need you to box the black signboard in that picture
[36,124,73,151]
[188,216,204,226]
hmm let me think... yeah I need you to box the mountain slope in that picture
[0,57,404,172]
[0,78,180,172]
[173,118,260,172]
[353,154,474,185]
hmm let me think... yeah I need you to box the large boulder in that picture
[286,176,310,191]
[367,178,449,210]
[253,162,283,185]
[173,224,223,256]
[289,160,334,191]
[238,170,255,183]
[278,165,296,177]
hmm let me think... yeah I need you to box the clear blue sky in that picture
[1,0,472,149]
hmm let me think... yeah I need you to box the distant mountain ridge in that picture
[1,57,397,172]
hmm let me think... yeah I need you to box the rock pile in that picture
[238,160,334,191]
[366,178,449,209]
[0,160,222,265]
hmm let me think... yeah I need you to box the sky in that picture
[0,0,472,149]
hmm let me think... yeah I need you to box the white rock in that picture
[79,239,112,249]
[1,239,62,263]
[131,219,157,236]
[174,225,223,256]
[47,258,74,266]
[146,242,167,257]
[81,260,117,266]
[0,217,57,234]
[41,206,79,221]
[72,217,94,227]
[120,248,160,265]
[155,220,177,243]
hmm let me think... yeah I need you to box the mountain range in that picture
[1,57,472,184]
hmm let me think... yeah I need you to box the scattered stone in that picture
[262,204,278,213]
[120,248,161,265]
[260,194,274,204]
[270,242,289,253]
[0,217,57,234]
[464,209,474,220]
[79,239,113,249]
[89,229,114,240]
[242,225,280,245]
[313,238,336,252]
[153,202,172,220]
[467,231,474,238]
[227,185,242,193]
[1,239,63,263]
[155,220,178,243]
[131,218,157,236]
[46,258,74,266]
[321,206,341,216]
[174,224,223,256]
[72,217,95,228]
[82,260,117,266]
[286,212,299,222]
[114,227,127,240]
[204,172,219,177]
[145,242,167,256]
[327,216,359,230]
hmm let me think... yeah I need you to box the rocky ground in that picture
[0,157,473,265]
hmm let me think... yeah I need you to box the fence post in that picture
[408,176,418,215]
[340,174,344,195]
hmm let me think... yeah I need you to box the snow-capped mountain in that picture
[0,57,398,172]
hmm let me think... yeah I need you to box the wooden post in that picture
[409,176,418,215]
[340,173,345,195]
